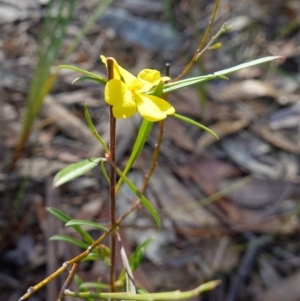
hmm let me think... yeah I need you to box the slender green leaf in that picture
[53,157,102,187]
[119,238,153,283]
[47,207,94,244]
[137,288,150,294]
[50,234,90,249]
[163,56,283,93]
[75,276,96,301]
[72,76,107,85]
[79,282,110,291]
[100,160,110,184]
[66,219,108,232]
[129,238,153,270]
[173,113,218,139]
[58,65,107,84]
[113,165,161,228]
[46,207,72,224]
[116,119,152,192]
[84,104,109,152]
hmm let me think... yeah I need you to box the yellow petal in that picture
[105,79,137,118]
[101,56,121,80]
[100,55,137,85]
[135,93,175,122]
[138,69,161,84]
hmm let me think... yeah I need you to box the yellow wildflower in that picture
[101,56,175,122]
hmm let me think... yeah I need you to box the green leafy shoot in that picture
[53,157,103,187]
[84,104,109,152]
[47,207,94,244]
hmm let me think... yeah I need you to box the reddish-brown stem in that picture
[107,58,116,292]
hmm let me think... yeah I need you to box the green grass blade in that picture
[72,76,107,85]
[13,0,78,167]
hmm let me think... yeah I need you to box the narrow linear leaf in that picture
[53,157,102,187]
[47,207,94,244]
[50,234,90,249]
[58,65,107,85]
[119,238,153,284]
[173,113,218,139]
[113,164,161,228]
[72,76,107,85]
[116,119,153,192]
[46,207,72,224]
[100,160,110,184]
[66,219,108,232]
[79,282,110,291]
[84,104,109,152]
[163,56,283,93]
[214,56,284,76]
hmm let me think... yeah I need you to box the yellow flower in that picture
[101,56,175,122]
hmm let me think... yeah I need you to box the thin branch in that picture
[56,262,79,301]
[173,0,220,81]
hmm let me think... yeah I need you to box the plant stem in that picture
[173,0,220,81]
[107,58,116,292]
[56,262,79,301]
